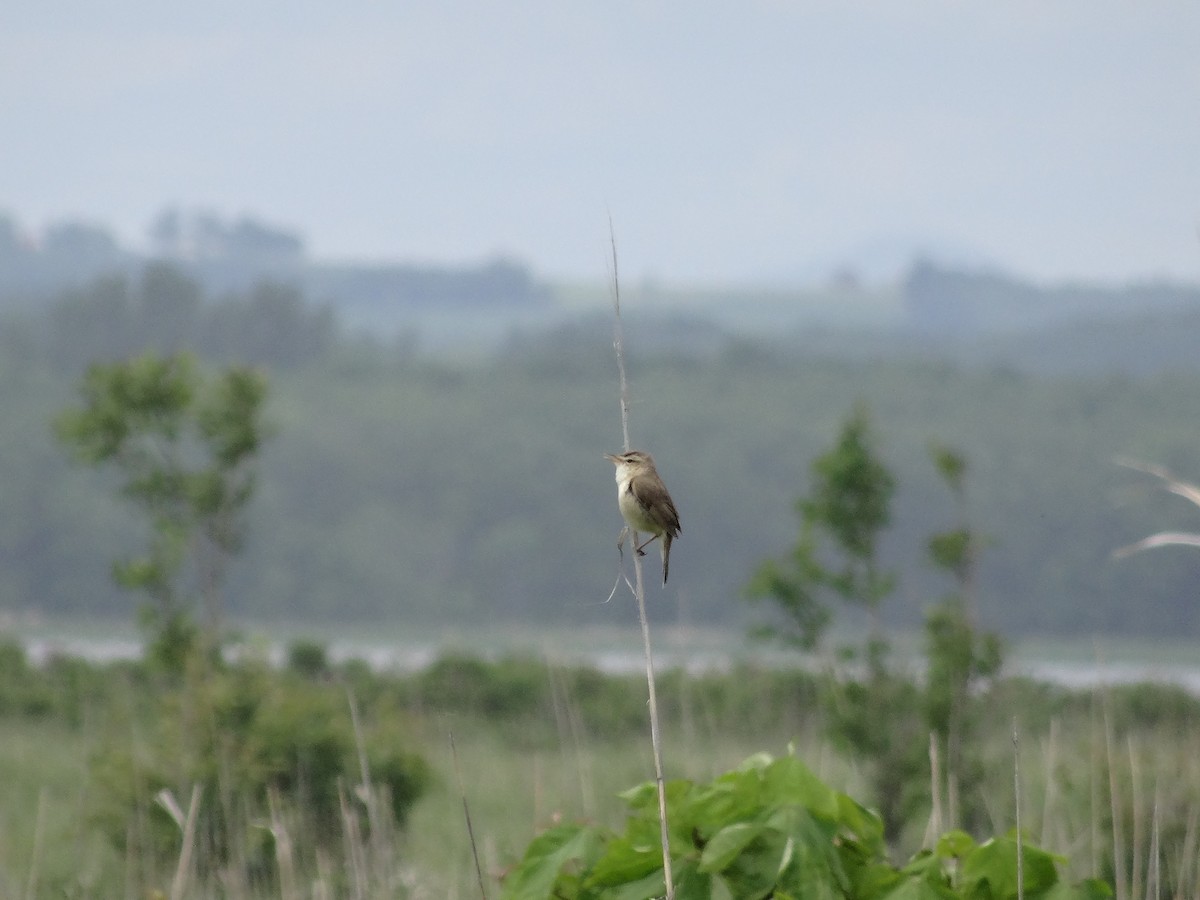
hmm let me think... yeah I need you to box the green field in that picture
[1,628,1198,898]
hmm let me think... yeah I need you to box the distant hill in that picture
[901,260,1200,337]
[0,210,551,326]
[5,208,1200,372]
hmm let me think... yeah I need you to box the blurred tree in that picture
[55,352,269,673]
[747,405,924,841]
[746,403,896,651]
[923,443,1003,833]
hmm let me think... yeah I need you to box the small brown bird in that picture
[605,449,682,585]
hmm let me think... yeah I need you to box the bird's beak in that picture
[604,453,620,464]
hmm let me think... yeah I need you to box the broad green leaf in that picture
[594,868,666,900]
[771,806,851,896]
[672,861,714,900]
[961,837,1059,899]
[586,836,665,887]
[880,873,962,900]
[501,824,602,900]
[1039,879,1114,900]
[837,793,885,848]
[619,778,694,816]
[685,770,765,835]
[763,755,840,821]
[736,751,776,773]
[618,780,660,810]
[699,822,764,872]
[935,829,977,860]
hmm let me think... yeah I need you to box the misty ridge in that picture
[3,206,1200,372]
[3,206,1200,640]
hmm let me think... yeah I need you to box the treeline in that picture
[3,264,1200,638]
[0,210,552,322]
[902,260,1200,337]
[3,263,339,373]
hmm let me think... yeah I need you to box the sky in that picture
[2,2,1198,285]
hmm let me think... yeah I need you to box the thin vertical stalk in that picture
[23,787,48,900]
[168,784,202,900]
[1040,718,1059,849]
[1013,718,1024,900]
[1104,699,1127,900]
[927,731,943,847]
[450,732,489,900]
[610,220,674,899]
[1146,783,1159,900]
[1128,737,1143,900]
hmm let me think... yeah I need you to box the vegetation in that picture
[502,752,1106,900]
[55,352,269,672]
[0,262,1196,638]
[746,411,1007,844]
[0,641,1199,896]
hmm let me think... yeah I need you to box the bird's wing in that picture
[630,477,681,538]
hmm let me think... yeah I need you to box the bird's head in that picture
[605,450,655,471]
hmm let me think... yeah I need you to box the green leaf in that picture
[1039,879,1114,900]
[762,755,840,822]
[586,836,665,887]
[591,868,666,900]
[770,805,849,895]
[672,861,714,900]
[699,823,764,873]
[837,793,885,849]
[880,873,962,900]
[714,828,788,900]
[934,829,977,860]
[961,836,1059,899]
[501,823,602,900]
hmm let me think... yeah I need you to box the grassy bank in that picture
[0,641,1197,896]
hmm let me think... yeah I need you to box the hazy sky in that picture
[3,2,1198,284]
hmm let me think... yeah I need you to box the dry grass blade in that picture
[1113,457,1200,557]
[1115,457,1200,509]
[339,781,368,900]
[23,787,47,900]
[450,731,489,900]
[1104,698,1127,900]
[1113,532,1200,558]
[165,784,202,900]
[1013,719,1024,900]
[1128,738,1143,900]
[268,786,299,900]
[925,731,943,848]
[609,219,674,900]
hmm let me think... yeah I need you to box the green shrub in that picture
[88,656,430,885]
[501,751,1111,900]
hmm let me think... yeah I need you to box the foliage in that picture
[748,406,926,839]
[8,645,1200,894]
[55,351,268,671]
[4,265,1200,637]
[923,444,1005,834]
[501,750,1108,900]
[746,403,896,650]
[88,652,430,886]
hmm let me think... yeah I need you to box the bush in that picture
[500,751,1110,899]
[88,655,430,886]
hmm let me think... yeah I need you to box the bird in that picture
[605,449,681,585]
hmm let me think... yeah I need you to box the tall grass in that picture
[0,651,1199,896]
